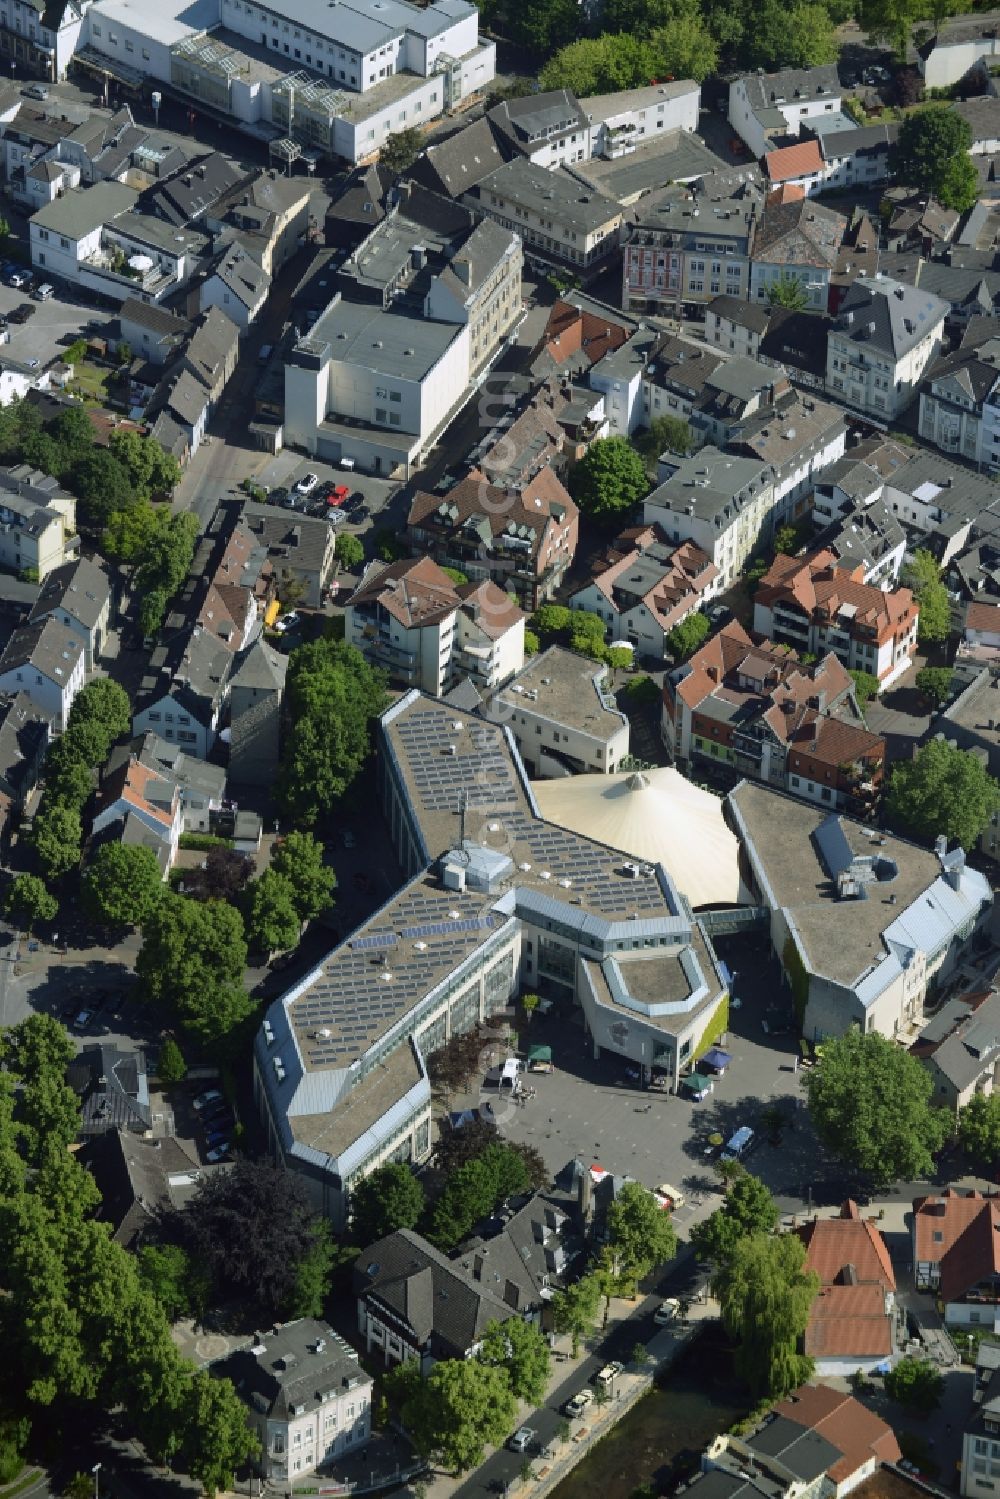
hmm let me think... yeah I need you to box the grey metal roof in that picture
[472,159,622,235]
[833,275,948,360]
[30,179,137,238]
[306,294,464,383]
[742,64,841,113]
[647,445,773,525]
[0,616,83,683]
[748,1416,842,1483]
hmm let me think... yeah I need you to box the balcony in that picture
[82,246,175,297]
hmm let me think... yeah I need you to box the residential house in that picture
[762,139,826,196]
[623,180,759,314]
[807,121,898,198]
[663,621,884,816]
[213,1321,372,1482]
[728,64,843,159]
[753,549,918,688]
[492,645,629,777]
[581,81,700,159]
[918,16,1000,89]
[704,296,773,360]
[132,626,235,757]
[749,191,846,312]
[406,466,578,610]
[640,336,729,428]
[144,151,246,226]
[955,601,1000,680]
[470,379,601,489]
[198,243,270,333]
[82,1129,204,1249]
[409,119,505,202]
[830,210,880,313]
[569,527,717,658]
[181,306,240,408]
[643,447,776,592]
[346,556,525,696]
[117,297,192,366]
[464,158,621,279]
[797,1201,898,1376]
[324,162,392,249]
[719,391,847,531]
[486,90,592,169]
[885,196,959,256]
[355,1228,517,1373]
[912,987,1000,1114]
[918,329,1000,471]
[235,500,335,610]
[531,292,638,382]
[880,448,1000,566]
[819,496,907,589]
[0,616,84,727]
[700,1385,900,1499]
[66,1042,151,1137]
[225,172,310,274]
[455,1185,578,1314]
[0,0,90,81]
[29,555,111,670]
[105,731,226,836]
[726,779,992,1042]
[961,1342,1000,1499]
[227,635,288,787]
[147,369,209,462]
[939,668,1000,860]
[0,464,77,582]
[0,691,48,833]
[826,276,948,421]
[285,191,522,475]
[91,752,183,875]
[587,325,661,437]
[913,1188,1000,1331]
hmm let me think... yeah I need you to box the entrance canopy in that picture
[531,767,740,909]
[527,1044,552,1063]
[684,1072,713,1098]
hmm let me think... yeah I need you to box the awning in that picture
[684,1072,713,1096]
[501,1057,520,1082]
[702,1047,732,1072]
[527,1044,552,1063]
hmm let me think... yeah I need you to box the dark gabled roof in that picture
[144,152,246,226]
[328,161,392,224]
[81,1128,203,1248]
[67,1043,151,1136]
[834,276,948,359]
[0,617,84,684]
[30,555,111,632]
[410,117,507,197]
[213,1321,371,1422]
[706,294,772,334]
[0,691,48,797]
[354,1228,516,1359]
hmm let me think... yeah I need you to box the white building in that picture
[582,81,700,159]
[728,63,842,159]
[827,275,948,422]
[214,1321,372,1483]
[643,447,776,592]
[0,617,85,728]
[0,0,92,80]
[198,243,270,332]
[493,645,630,777]
[0,465,77,581]
[29,555,112,670]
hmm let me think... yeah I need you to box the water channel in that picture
[549,1329,750,1499]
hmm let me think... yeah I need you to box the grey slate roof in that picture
[707,294,772,335]
[0,616,83,683]
[0,691,48,798]
[30,556,110,633]
[922,988,1000,1092]
[355,1228,516,1359]
[833,275,948,359]
[747,1415,842,1482]
[648,445,772,525]
[30,180,137,239]
[229,635,287,693]
[139,626,234,719]
[213,1320,370,1423]
[185,306,239,390]
[67,1043,151,1136]
[145,152,245,225]
[411,117,506,198]
[209,244,270,308]
[742,64,841,112]
[470,159,621,235]
[488,89,589,152]
[119,297,192,339]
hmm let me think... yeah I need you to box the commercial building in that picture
[749,193,845,313]
[581,81,700,159]
[492,645,630,778]
[623,180,759,314]
[726,780,992,1043]
[728,64,842,160]
[0,0,90,80]
[826,276,948,422]
[464,158,623,278]
[253,691,729,1225]
[753,550,918,689]
[643,447,776,592]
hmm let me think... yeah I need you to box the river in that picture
[549,1328,750,1499]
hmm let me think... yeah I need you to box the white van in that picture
[721,1126,755,1161]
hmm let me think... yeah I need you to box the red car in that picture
[326,484,351,507]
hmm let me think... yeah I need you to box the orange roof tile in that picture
[772,1386,901,1482]
[764,140,824,184]
[914,1190,1000,1303]
[966,600,1000,634]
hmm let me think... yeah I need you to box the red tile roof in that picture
[912,1189,1000,1303]
[764,140,824,184]
[798,1201,895,1361]
[540,299,633,368]
[772,1385,901,1482]
[966,600,1000,635]
[756,549,917,644]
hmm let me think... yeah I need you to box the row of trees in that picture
[0,1013,257,1494]
[105,507,199,639]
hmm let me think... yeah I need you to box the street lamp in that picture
[92,1462,101,1499]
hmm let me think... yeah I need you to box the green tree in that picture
[568,609,608,659]
[766,272,809,310]
[638,414,693,467]
[82,843,164,928]
[888,737,1000,850]
[505,0,579,55]
[137,892,251,1048]
[754,1,838,67]
[335,531,365,570]
[430,1143,531,1249]
[958,1092,1000,1170]
[139,587,169,640]
[136,1244,204,1321]
[891,108,978,211]
[183,1368,260,1497]
[399,1358,516,1474]
[849,669,880,709]
[715,1234,818,1397]
[647,12,719,80]
[157,1036,187,1085]
[605,1180,677,1296]
[885,1355,943,1411]
[804,1029,950,1183]
[570,436,649,522]
[665,611,710,660]
[287,1220,336,1319]
[350,1162,426,1244]
[902,549,951,644]
[691,1172,779,1264]
[532,604,573,638]
[270,830,336,921]
[478,1317,550,1404]
[521,991,540,1024]
[31,801,81,881]
[379,125,425,176]
[69,677,131,752]
[55,718,112,771]
[277,640,388,826]
[43,745,92,809]
[860,0,926,58]
[245,869,301,954]
[4,874,57,934]
[147,440,182,498]
[915,666,954,707]
[70,447,134,531]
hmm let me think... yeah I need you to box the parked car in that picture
[24,358,39,370]
[654,1183,686,1210]
[327,509,347,526]
[564,1391,594,1419]
[326,484,351,507]
[721,1125,755,1161]
[508,1428,535,1453]
[593,1361,623,1389]
[72,1008,95,1030]
[267,485,289,507]
[296,471,320,495]
[257,343,273,364]
[9,304,35,323]
[205,1144,231,1163]
[274,611,301,635]
[6,270,28,289]
[350,505,370,523]
[33,283,54,301]
[23,83,48,101]
[193,1088,223,1111]
[202,1102,234,1126]
[205,1127,230,1148]
[654,1297,681,1326]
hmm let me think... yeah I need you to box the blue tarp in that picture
[702,1047,732,1072]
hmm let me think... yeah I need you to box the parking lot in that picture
[255,450,398,521]
[0,276,100,369]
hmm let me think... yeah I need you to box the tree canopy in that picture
[270,830,336,921]
[244,869,301,955]
[884,1356,943,1411]
[392,1358,516,1474]
[887,738,1000,851]
[429,1142,531,1249]
[604,1180,676,1294]
[30,801,82,882]
[277,639,388,826]
[137,892,251,1049]
[82,843,164,928]
[551,1272,602,1357]
[958,1092,1000,1172]
[902,549,952,644]
[891,108,979,213]
[570,437,649,522]
[804,1029,950,1183]
[350,1162,426,1245]
[691,1171,779,1264]
[848,670,880,709]
[4,874,57,934]
[433,1118,548,1188]
[714,1234,819,1397]
[766,272,810,310]
[378,126,425,176]
[915,666,954,708]
[665,611,710,661]
[68,677,131,760]
[477,1318,550,1405]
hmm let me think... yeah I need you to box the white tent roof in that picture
[531,767,740,910]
